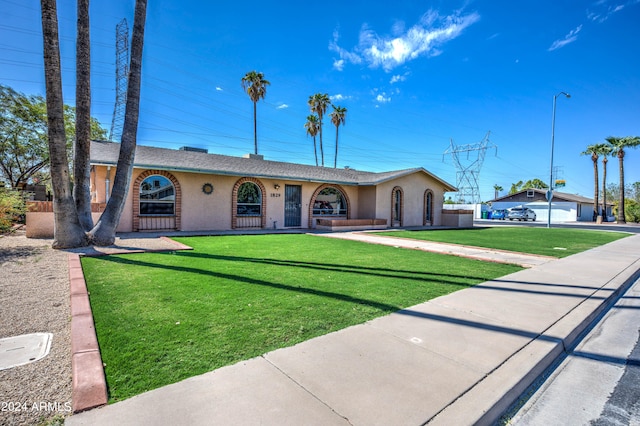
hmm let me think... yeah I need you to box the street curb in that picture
[68,237,194,413]
[428,257,640,425]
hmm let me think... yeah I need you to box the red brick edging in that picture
[68,253,108,413]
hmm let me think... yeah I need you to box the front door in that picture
[284,185,302,227]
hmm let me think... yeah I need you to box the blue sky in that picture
[1,0,639,201]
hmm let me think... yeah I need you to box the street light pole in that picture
[547,91,571,228]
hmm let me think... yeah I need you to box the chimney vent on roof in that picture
[179,146,208,153]
[243,153,264,160]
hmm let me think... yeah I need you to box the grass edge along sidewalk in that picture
[375,227,630,258]
[81,233,522,402]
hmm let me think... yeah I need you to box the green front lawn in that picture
[376,227,629,257]
[82,234,522,402]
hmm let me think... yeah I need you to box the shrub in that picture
[625,200,640,223]
[0,188,26,233]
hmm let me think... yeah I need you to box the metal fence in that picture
[138,215,176,231]
[235,216,262,228]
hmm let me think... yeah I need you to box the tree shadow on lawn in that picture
[172,253,610,301]
[177,251,499,283]
[91,252,498,314]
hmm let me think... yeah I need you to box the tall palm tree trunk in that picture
[40,0,88,248]
[334,126,339,168]
[602,157,608,222]
[253,101,257,155]
[617,150,626,223]
[313,136,318,166]
[90,0,147,245]
[74,0,93,231]
[591,155,599,221]
[318,126,324,166]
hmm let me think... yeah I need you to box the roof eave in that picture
[90,160,359,186]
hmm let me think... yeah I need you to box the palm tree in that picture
[308,93,330,166]
[241,71,270,155]
[581,144,601,221]
[493,184,503,199]
[606,136,640,223]
[40,0,88,248]
[74,0,93,231]
[509,181,523,195]
[600,144,613,222]
[329,105,347,168]
[90,0,148,246]
[304,115,320,166]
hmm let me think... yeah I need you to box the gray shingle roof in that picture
[90,140,456,190]
[492,188,596,204]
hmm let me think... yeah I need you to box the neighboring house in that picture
[489,188,612,222]
[88,140,457,233]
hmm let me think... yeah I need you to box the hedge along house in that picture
[88,140,457,233]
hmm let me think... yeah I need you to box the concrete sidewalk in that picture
[316,231,556,268]
[67,233,640,426]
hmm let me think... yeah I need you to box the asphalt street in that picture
[475,219,640,234]
[508,275,640,425]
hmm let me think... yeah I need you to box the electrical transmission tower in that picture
[443,131,497,203]
[109,19,129,142]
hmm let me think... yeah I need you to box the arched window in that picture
[312,187,348,216]
[237,182,262,216]
[140,175,175,215]
[391,186,403,227]
[424,190,434,225]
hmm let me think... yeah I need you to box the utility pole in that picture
[109,19,129,142]
[443,131,497,204]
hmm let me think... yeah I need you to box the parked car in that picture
[508,207,536,221]
[491,209,507,220]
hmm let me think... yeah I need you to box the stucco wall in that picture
[357,186,377,219]
[441,210,474,228]
[375,173,447,227]
[91,165,133,232]
[26,212,102,238]
[91,166,365,231]
[90,165,449,231]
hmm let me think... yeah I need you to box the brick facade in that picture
[231,177,267,229]
[132,170,182,231]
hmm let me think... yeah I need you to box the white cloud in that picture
[375,93,391,103]
[276,103,289,110]
[330,9,480,71]
[390,72,410,84]
[215,87,223,91]
[548,25,582,51]
[329,29,363,71]
[330,94,351,102]
[587,0,636,23]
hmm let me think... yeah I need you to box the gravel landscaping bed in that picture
[0,231,71,426]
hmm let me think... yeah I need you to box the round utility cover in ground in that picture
[0,333,53,370]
